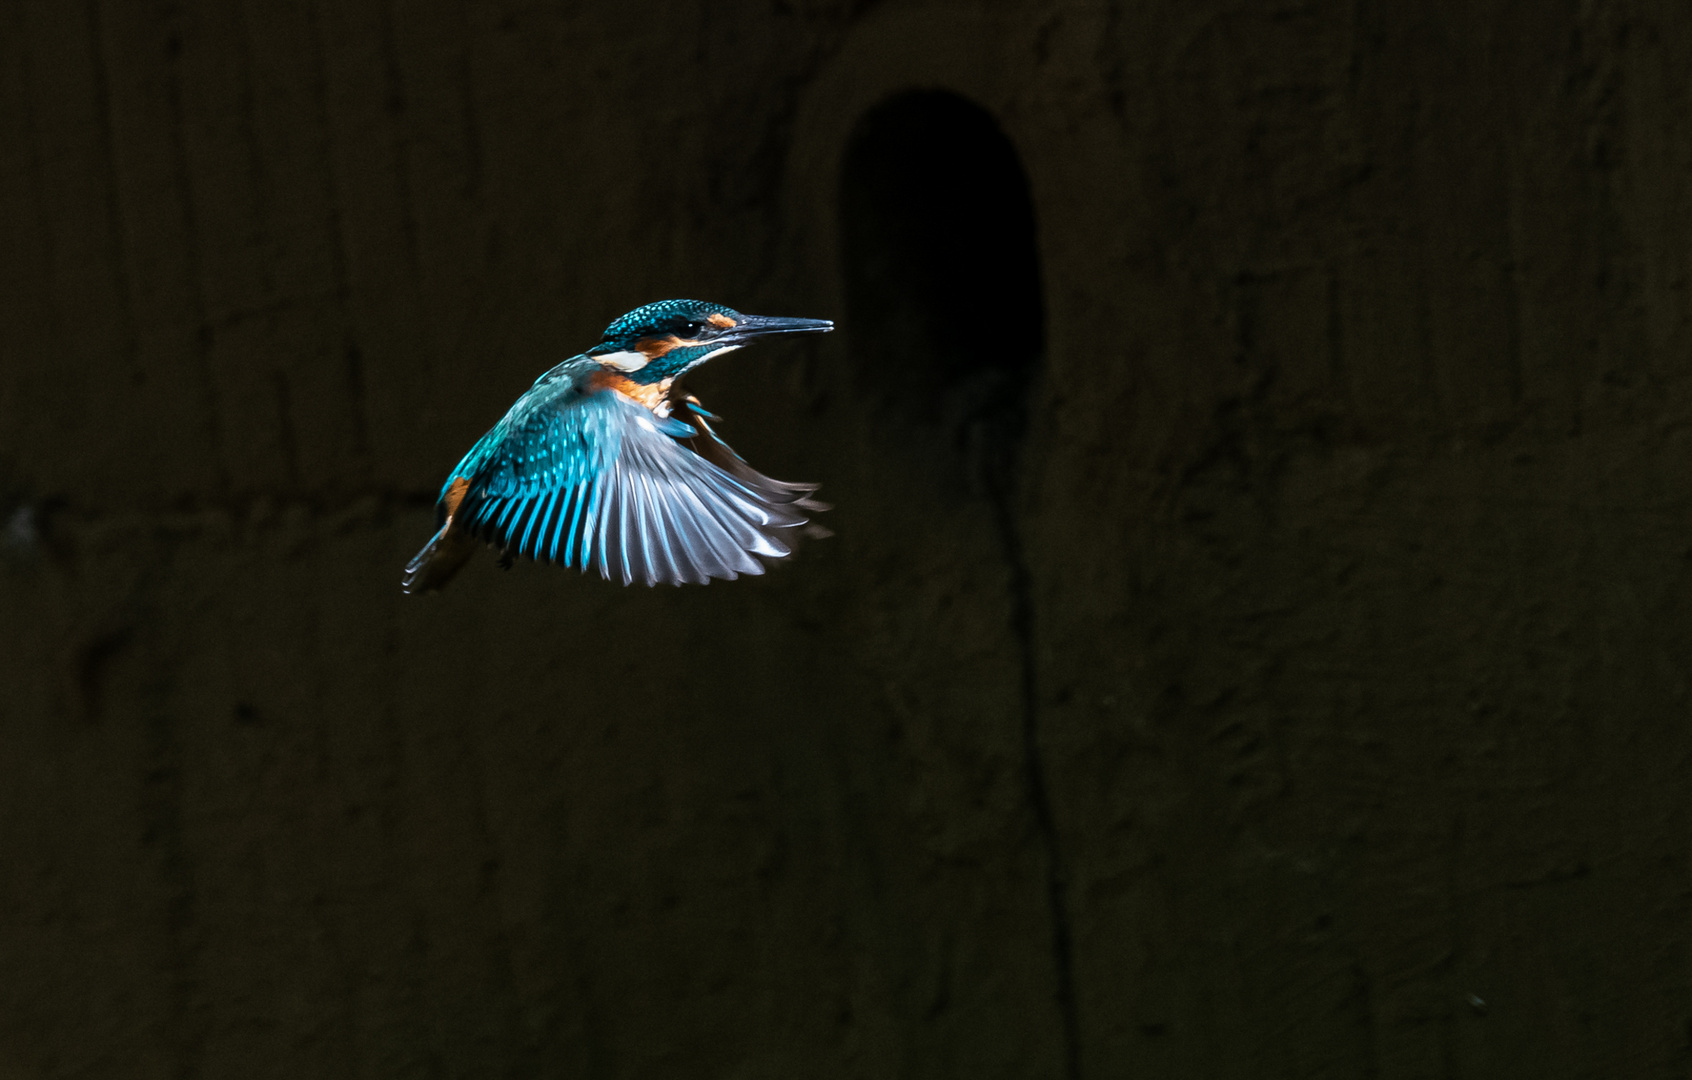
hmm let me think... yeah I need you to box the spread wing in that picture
[675,396,831,533]
[456,384,823,586]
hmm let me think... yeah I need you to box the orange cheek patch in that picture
[706,313,736,329]
[634,334,706,359]
[635,336,678,359]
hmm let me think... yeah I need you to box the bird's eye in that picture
[679,321,704,337]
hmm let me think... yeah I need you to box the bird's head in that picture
[587,299,833,384]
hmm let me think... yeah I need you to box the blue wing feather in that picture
[561,479,588,566]
[448,363,821,586]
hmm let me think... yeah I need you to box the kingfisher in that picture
[403,299,833,594]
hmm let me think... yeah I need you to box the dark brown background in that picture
[4,1,1692,1077]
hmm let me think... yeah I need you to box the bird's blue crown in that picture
[584,299,832,384]
[592,299,741,352]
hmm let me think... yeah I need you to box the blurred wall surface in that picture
[4,1,1692,1077]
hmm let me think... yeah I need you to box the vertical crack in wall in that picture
[86,0,143,390]
[302,0,372,464]
[376,0,423,292]
[986,468,1081,1080]
[139,684,204,1079]
[161,8,230,495]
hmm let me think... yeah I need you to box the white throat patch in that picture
[596,350,650,372]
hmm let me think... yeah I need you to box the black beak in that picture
[722,314,834,344]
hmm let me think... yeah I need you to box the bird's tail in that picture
[402,518,478,595]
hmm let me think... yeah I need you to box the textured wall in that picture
[4,1,1692,1077]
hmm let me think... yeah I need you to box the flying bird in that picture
[403,299,833,593]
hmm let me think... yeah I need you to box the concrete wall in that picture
[3,1,1692,1076]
